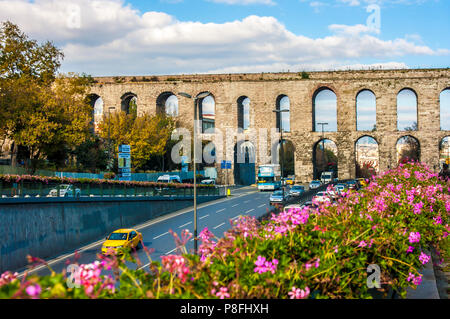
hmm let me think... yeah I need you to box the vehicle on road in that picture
[334,183,347,195]
[312,191,332,203]
[157,175,182,183]
[320,171,334,184]
[258,164,282,191]
[309,180,322,190]
[284,177,295,185]
[102,228,143,255]
[48,184,81,197]
[200,179,216,185]
[283,204,303,212]
[289,185,306,197]
[269,190,289,204]
[345,180,358,190]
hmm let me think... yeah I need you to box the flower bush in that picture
[0,162,448,299]
[0,174,214,190]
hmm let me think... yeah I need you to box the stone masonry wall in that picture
[90,69,450,183]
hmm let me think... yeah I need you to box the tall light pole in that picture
[179,92,211,255]
[107,107,115,171]
[273,108,289,200]
[317,122,328,179]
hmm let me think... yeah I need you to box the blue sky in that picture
[0,0,448,75]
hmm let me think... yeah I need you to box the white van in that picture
[157,175,181,183]
[320,171,334,184]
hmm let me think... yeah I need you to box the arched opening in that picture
[276,139,295,178]
[237,96,251,131]
[121,92,137,115]
[156,92,178,117]
[440,88,450,131]
[439,136,450,169]
[198,93,215,133]
[313,139,338,180]
[355,136,379,178]
[356,90,377,131]
[86,94,103,132]
[276,95,290,132]
[396,136,420,164]
[313,88,337,132]
[397,89,418,131]
[234,140,256,186]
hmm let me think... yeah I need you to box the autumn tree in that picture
[98,111,177,171]
[0,21,94,171]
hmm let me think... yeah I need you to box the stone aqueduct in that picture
[90,68,450,184]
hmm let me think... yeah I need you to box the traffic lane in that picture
[139,191,272,258]
[18,188,268,277]
[138,191,273,269]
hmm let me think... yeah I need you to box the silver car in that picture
[48,184,81,197]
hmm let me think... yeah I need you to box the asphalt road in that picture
[17,186,279,278]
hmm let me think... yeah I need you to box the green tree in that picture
[0,22,94,172]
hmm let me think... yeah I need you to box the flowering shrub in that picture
[0,174,214,189]
[0,162,448,299]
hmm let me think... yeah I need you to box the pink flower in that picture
[216,287,230,299]
[288,286,310,299]
[358,241,367,248]
[406,246,415,253]
[25,284,41,298]
[407,272,422,286]
[419,252,430,265]
[254,256,278,274]
[408,232,421,244]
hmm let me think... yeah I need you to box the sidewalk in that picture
[406,251,447,299]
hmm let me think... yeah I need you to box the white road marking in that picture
[178,221,192,229]
[245,209,255,214]
[153,232,169,240]
[213,222,225,229]
[165,248,177,255]
[231,204,239,207]
[258,204,266,208]
[231,215,241,221]
[200,214,210,220]
[216,208,226,213]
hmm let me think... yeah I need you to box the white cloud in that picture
[0,0,447,76]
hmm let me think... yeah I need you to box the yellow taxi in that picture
[285,177,295,185]
[357,178,367,187]
[101,229,143,255]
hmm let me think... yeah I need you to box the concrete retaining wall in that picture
[0,196,223,273]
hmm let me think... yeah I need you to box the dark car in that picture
[345,180,358,190]
[289,185,305,197]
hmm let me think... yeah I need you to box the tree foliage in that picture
[0,21,94,171]
[98,111,177,170]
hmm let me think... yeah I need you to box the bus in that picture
[257,164,282,191]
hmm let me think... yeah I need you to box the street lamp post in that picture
[179,92,211,256]
[273,109,289,201]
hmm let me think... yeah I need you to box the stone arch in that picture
[356,89,377,131]
[313,138,338,180]
[198,92,215,133]
[237,96,251,131]
[440,88,450,131]
[276,94,290,132]
[121,92,137,115]
[396,135,420,164]
[276,139,295,178]
[86,94,103,132]
[156,91,178,116]
[234,140,256,186]
[397,88,418,131]
[355,135,379,178]
[313,87,337,132]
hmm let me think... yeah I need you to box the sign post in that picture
[118,145,131,181]
[221,160,232,196]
